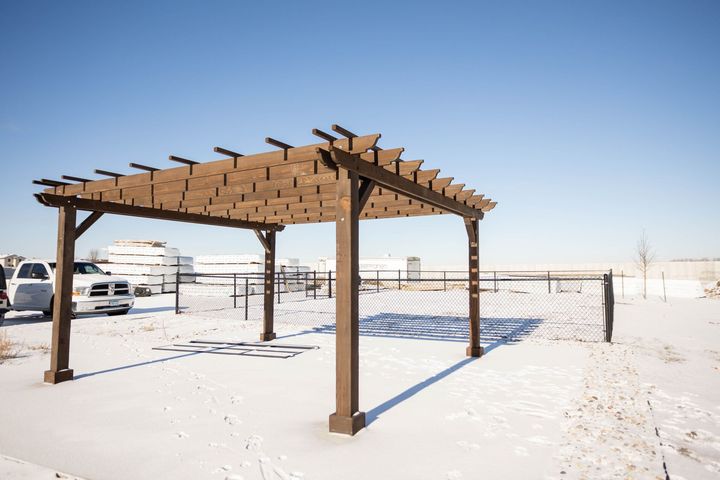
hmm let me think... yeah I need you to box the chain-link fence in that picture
[176,270,615,343]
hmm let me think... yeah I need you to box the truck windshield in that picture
[48,262,106,275]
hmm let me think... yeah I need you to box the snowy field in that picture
[0,293,718,479]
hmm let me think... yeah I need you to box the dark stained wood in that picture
[75,211,104,239]
[34,179,70,187]
[465,217,483,357]
[331,124,357,138]
[329,168,366,435]
[47,135,382,199]
[311,128,338,143]
[61,175,91,183]
[321,147,483,219]
[168,155,198,165]
[260,230,277,342]
[94,169,124,178]
[129,163,159,172]
[265,137,293,150]
[44,203,77,384]
[213,147,243,158]
[357,178,375,212]
[254,229,271,253]
[36,193,285,232]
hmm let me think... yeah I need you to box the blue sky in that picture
[1,0,718,266]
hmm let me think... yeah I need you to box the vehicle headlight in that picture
[72,287,90,296]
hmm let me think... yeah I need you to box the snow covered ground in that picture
[0,293,718,479]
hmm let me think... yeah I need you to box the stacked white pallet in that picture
[183,254,306,296]
[105,240,194,294]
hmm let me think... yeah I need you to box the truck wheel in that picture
[43,297,53,317]
[107,309,130,316]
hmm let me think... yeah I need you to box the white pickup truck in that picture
[7,260,135,316]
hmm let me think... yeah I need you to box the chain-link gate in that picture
[176,270,615,343]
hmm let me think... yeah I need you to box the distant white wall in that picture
[422,260,719,299]
[426,261,720,281]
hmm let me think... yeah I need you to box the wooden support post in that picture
[464,217,483,358]
[260,230,277,341]
[44,204,77,383]
[329,168,366,435]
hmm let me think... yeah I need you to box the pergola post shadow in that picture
[328,168,365,435]
[465,217,483,357]
[44,203,78,383]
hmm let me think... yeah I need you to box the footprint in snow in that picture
[224,414,241,426]
[175,431,189,439]
[245,435,263,451]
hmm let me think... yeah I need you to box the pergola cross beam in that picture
[36,193,285,232]
[318,147,483,219]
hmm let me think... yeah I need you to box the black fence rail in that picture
[176,270,615,343]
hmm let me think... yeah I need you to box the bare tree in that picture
[635,230,655,299]
[88,248,100,262]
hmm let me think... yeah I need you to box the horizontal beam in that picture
[311,128,338,143]
[34,179,69,187]
[169,155,198,165]
[265,137,293,150]
[129,163,159,172]
[36,193,284,232]
[320,148,482,219]
[62,175,91,183]
[95,169,123,178]
[214,147,243,158]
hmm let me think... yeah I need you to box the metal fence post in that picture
[398,269,401,290]
[244,278,249,321]
[493,271,497,293]
[608,269,615,342]
[174,274,180,314]
[602,274,608,342]
[313,271,317,299]
[377,270,380,293]
[233,273,237,309]
[277,272,281,304]
[443,271,447,291]
[662,271,667,302]
[547,271,551,294]
[328,270,332,298]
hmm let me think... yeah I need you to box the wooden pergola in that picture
[33,125,496,435]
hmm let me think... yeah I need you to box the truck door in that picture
[29,263,53,310]
[9,263,34,309]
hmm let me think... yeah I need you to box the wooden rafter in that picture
[35,127,495,227]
